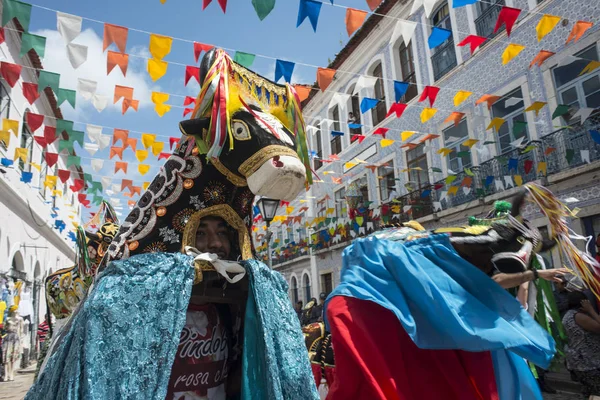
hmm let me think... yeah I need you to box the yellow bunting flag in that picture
[147,58,168,81]
[380,138,395,148]
[445,175,458,184]
[487,117,506,132]
[355,216,364,226]
[536,14,561,42]
[525,101,547,116]
[447,186,458,196]
[463,138,479,148]
[135,150,149,163]
[502,43,525,65]
[149,34,173,60]
[344,161,357,170]
[326,208,335,215]
[2,119,19,136]
[44,175,57,189]
[420,108,437,123]
[514,175,523,186]
[286,206,295,214]
[454,91,472,107]
[401,131,416,141]
[141,133,156,149]
[151,141,164,156]
[0,131,10,146]
[580,61,600,76]
[138,164,151,175]
[537,162,547,176]
[155,103,171,117]
[53,190,63,197]
[29,162,41,172]
[143,181,150,190]
[13,147,28,162]
[437,147,453,156]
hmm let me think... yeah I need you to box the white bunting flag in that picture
[410,0,440,18]
[98,134,111,150]
[510,136,525,148]
[372,208,381,217]
[366,222,374,231]
[353,75,378,95]
[504,175,514,188]
[572,107,594,123]
[581,149,590,163]
[403,205,412,212]
[111,184,121,193]
[92,94,109,112]
[463,186,471,196]
[358,227,366,235]
[350,230,357,238]
[84,142,99,156]
[495,179,505,192]
[86,124,102,143]
[101,177,112,191]
[504,97,523,108]
[439,191,448,203]
[78,78,97,100]
[91,159,104,173]
[57,12,82,43]
[433,201,442,212]
[67,43,87,69]
[390,20,417,48]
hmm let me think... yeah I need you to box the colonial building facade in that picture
[254,0,600,306]
[0,4,83,367]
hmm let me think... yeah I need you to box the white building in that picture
[0,5,82,367]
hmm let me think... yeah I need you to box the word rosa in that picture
[179,326,228,359]
[173,362,229,389]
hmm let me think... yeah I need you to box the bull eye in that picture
[232,120,251,141]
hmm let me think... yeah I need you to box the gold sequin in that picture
[156,206,167,217]
[183,179,194,189]
[128,241,139,251]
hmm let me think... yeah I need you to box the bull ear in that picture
[199,48,218,87]
[511,191,528,217]
[85,231,100,242]
[540,238,557,252]
[179,118,210,138]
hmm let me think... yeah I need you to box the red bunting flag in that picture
[494,6,521,37]
[193,42,214,63]
[387,103,407,118]
[70,179,84,192]
[202,0,227,13]
[183,96,196,106]
[366,0,383,11]
[22,82,39,104]
[418,86,440,107]
[0,62,22,88]
[43,126,57,145]
[457,35,486,55]
[158,152,171,160]
[169,137,180,150]
[26,112,44,132]
[33,136,47,147]
[78,193,87,203]
[185,66,200,86]
[373,127,389,138]
[58,169,70,183]
[0,27,4,44]
[45,152,59,167]
[524,159,533,174]
[351,134,366,143]
[183,108,194,117]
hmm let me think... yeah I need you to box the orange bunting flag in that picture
[331,176,342,184]
[110,146,125,160]
[103,23,128,53]
[115,161,128,174]
[131,186,142,196]
[122,98,139,114]
[317,68,336,92]
[128,200,136,207]
[366,0,383,11]
[294,85,311,102]
[121,179,133,192]
[345,8,368,37]
[149,34,173,60]
[525,101,547,116]
[113,129,128,146]
[125,138,137,151]
[529,50,555,68]
[107,51,128,76]
[476,94,500,110]
[461,176,473,187]
[419,133,439,143]
[566,21,593,44]
[114,85,134,104]
[444,112,464,127]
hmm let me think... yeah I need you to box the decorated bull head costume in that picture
[107,49,311,275]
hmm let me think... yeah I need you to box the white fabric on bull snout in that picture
[185,246,246,284]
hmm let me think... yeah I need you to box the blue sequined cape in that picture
[27,253,318,400]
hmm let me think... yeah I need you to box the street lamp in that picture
[257,197,279,268]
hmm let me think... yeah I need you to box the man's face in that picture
[195,217,232,260]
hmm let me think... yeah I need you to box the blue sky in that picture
[26,0,372,220]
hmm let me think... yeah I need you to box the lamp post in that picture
[257,197,279,269]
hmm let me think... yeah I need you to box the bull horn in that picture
[511,191,528,217]
[199,48,218,87]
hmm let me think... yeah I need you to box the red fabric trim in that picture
[326,296,499,400]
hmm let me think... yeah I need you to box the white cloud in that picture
[33,28,161,119]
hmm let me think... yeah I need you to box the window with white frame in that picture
[298,212,307,241]
[430,2,457,81]
[378,160,396,202]
[397,43,418,103]
[475,0,505,39]
[0,81,11,150]
[406,144,430,189]
[552,44,600,118]
[334,187,346,218]
[370,63,387,127]
[348,84,362,137]
[356,176,370,208]
[290,276,299,304]
[443,119,472,172]
[330,105,342,155]
[313,125,323,170]
[491,87,529,154]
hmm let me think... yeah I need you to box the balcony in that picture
[475,1,505,40]
[431,40,457,81]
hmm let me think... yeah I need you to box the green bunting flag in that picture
[20,32,46,58]
[89,181,103,194]
[566,148,575,164]
[66,155,80,168]
[431,167,442,173]
[513,120,527,136]
[252,0,276,20]
[70,130,84,146]
[58,139,73,153]
[56,119,73,136]
[464,167,475,177]
[233,51,256,68]
[84,173,93,183]
[552,104,570,119]
[57,88,76,108]
[2,0,32,31]
[38,70,60,94]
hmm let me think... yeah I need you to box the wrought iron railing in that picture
[431,40,457,81]
[540,113,600,175]
[433,168,479,211]
[474,1,505,39]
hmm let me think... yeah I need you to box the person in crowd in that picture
[562,290,600,397]
[295,301,303,321]
[311,293,327,323]
[301,298,317,326]
[553,275,570,318]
